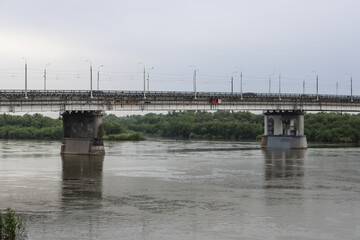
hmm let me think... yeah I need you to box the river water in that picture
[0,139,359,240]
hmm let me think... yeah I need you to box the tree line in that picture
[0,111,360,143]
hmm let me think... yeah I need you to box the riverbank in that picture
[0,111,359,143]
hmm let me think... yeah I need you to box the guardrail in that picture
[0,90,359,103]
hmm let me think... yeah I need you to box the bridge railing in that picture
[0,89,358,100]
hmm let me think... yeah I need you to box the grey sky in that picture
[0,0,359,95]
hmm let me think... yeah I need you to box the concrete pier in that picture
[261,110,307,149]
[60,110,105,155]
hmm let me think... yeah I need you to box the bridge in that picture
[1,90,359,154]
[1,90,360,112]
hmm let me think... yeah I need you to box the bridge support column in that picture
[60,110,105,155]
[261,110,307,149]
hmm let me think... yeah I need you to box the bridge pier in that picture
[60,110,105,155]
[261,110,307,149]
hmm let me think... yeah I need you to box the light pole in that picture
[189,65,198,99]
[351,76,353,102]
[316,75,319,101]
[23,57,28,99]
[269,77,271,94]
[240,72,243,100]
[86,60,93,98]
[43,63,50,91]
[302,75,310,95]
[303,80,306,95]
[345,73,353,101]
[147,67,154,92]
[231,71,237,94]
[97,65,103,90]
[269,72,276,94]
[278,73,281,100]
[139,62,146,99]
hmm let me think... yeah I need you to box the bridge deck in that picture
[0,90,359,112]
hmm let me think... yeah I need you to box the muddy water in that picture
[0,140,359,239]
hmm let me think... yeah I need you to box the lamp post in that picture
[351,76,353,102]
[240,72,243,100]
[231,71,237,94]
[303,80,306,95]
[43,63,50,91]
[86,60,93,98]
[269,77,271,94]
[345,73,353,101]
[97,65,103,90]
[316,75,319,101]
[278,73,281,100]
[189,65,198,99]
[147,67,154,92]
[269,72,277,94]
[139,62,146,99]
[23,58,28,99]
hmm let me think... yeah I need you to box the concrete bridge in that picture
[1,90,359,154]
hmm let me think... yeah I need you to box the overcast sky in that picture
[1,0,359,95]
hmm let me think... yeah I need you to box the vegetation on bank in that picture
[103,111,264,141]
[0,113,143,141]
[105,111,360,143]
[0,208,27,240]
[0,111,360,143]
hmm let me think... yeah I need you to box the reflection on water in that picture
[262,149,306,189]
[61,154,104,210]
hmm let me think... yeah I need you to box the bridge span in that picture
[1,90,359,155]
[1,90,360,112]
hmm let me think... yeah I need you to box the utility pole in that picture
[86,60,93,98]
[231,76,233,94]
[316,75,319,101]
[303,80,305,95]
[351,76,353,102]
[147,72,150,92]
[43,69,46,91]
[97,65,103,90]
[336,81,338,95]
[143,67,146,99]
[193,69,197,99]
[147,67,153,92]
[269,77,271,94]
[240,72,243,100]
[278,73,281,100]
[90,65,93,98]
[23,58,28,99]
[44,63,50,91]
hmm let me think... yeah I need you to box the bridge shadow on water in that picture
[61,154,104,210]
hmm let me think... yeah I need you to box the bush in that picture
[0,208,27,240]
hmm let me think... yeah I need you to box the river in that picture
[0,140,359,240]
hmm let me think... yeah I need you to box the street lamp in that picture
[86,60,93,98]
[22,57,28,99]
[231,71,238,94]
[311,71,318,100]
[269,72,277,94]
[139,62,146,99]
[345,73,353,101]
[189,65,198,99]
[97,65,103,90]
[147,67,154,92]
[44,63,50,91]
[278,73,281,100]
